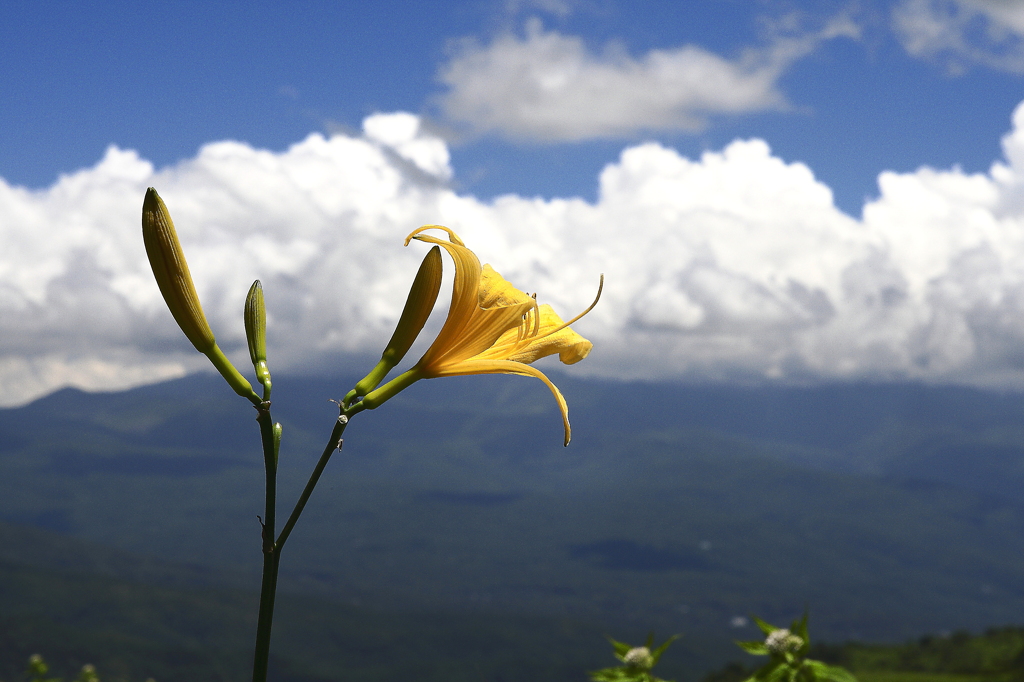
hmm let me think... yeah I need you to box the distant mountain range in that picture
[4,371,1024,680]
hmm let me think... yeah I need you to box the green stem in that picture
[251,407,279,682]
[251,402,360,682]
[206,343,262,404]
[276,412,352,551]
[251,551,280,682]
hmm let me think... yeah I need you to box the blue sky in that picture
[3,0,1024,404]
[3,0,1021,214]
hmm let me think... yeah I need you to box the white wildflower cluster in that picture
[623,646,654,669]
[765,628,804,654]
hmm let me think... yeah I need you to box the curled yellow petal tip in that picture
[406,224,465,247]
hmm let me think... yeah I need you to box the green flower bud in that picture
[142,188,259,404]
[142,188,215,353]
[27,654,47,675]
[623,646,654,670]
[77,663,99,682]
[344,246,441,406]
[765,629,804,654]
[245,280,271,398]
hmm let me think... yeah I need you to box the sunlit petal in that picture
[497,305,593,365]
[432,359,572,446]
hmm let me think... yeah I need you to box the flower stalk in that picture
[251,409,281,682]
[140,190,599,681]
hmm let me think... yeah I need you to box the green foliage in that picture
[21,654,105,682]
[590,633,679,682]
[734,614,857,682]
[72,664,99,682]
[813,626,1024,681]
[25,654,59,682]
[707,625,1024,682]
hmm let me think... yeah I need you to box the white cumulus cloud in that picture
[894,0,1024,73]
[4,102,1024,405]
[435,16,859,141]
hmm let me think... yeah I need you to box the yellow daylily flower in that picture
[357,225,601,445]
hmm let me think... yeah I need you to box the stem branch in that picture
[276,414,349,551]
[251,403,357,682]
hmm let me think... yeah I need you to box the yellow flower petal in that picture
[409,231,535,369]
[431,358,572,446]
[483,304,593,365]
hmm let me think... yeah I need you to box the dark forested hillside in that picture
[5,373,1024,680]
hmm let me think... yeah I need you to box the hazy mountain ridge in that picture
[5,372,1024,679]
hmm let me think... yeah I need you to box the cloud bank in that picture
[436,17,859,141]
[3,105,1024,405]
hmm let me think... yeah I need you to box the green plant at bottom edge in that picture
[735,613,857,682]
[20,654,113,682]
[590,632,679,682]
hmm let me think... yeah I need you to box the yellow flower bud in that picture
[142,188,215,353]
